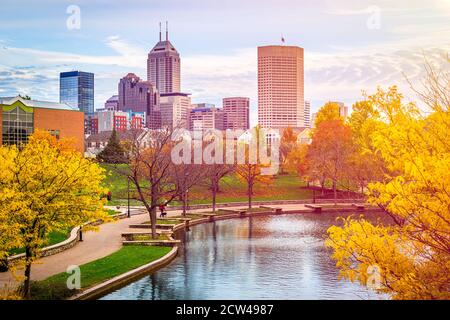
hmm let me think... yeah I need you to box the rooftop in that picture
[0,96,79,111]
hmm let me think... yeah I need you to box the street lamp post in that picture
[127,177,131,218]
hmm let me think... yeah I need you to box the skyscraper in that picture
[258,45,304,128]
[60,71,94,114]
[118,73,160,129]
[304,100,311,128]
[223,97,250,130]
[147,22,181,94]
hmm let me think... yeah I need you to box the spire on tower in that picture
[159,22,162,42]
[166,21,168,41]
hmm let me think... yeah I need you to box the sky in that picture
[0,0,449,126]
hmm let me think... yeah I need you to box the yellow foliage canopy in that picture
[0,131,109,262]
[326,86,450,299]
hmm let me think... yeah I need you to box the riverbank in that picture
[0,201,377,300]
[31,246,172,300]
[78,202,381,300]
[101,209,390,300]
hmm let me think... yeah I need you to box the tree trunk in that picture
[248,183,253,210]
[22,246,33,299]
[182,191,187,217]
[212,182,217,213]
[151,206,157,239]
[333,180,337,205]
[151,186,158,239]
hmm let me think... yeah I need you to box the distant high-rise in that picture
[118,73,160,129]
[258,45,304,128]
[189,106,224,131]
[60,71,94,114]
[147,22,181,94]
[304,100,311,128]
[104,95,119,111]
[223,97,249,130]
[160,92,191,129]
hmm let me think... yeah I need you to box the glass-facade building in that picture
[60,71,94,114]
[1,102,34,146]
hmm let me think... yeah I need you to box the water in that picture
[101,212,390,300]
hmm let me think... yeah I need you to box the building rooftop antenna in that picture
[166,21,169,41]
[159,22,162,42]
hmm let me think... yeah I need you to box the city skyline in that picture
[0,0,449,126]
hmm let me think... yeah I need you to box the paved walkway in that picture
[0,202,353,289]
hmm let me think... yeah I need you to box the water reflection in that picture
[102,212,390,300]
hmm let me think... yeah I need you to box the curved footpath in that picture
[0,200,366,293]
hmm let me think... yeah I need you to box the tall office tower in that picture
[60,71,94,114]
[118,73,160,129]
[223,97,250,130]
[303,100,311,128]
[159,92,191,129]
[258,45,304,128]
[147,22,181,94]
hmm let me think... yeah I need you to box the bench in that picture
[305,204,322,213]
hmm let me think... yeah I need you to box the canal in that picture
[101,212,390,300]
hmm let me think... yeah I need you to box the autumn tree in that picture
[347,99,386,194]
[279,127,298,174]
[285,144,310,184]
[0,131,108,299]
[326,63,450,299]
[307,119,354,203]
[314,101,343,127]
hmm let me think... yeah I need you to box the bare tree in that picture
[205,164,235,213]
[125,128,178,239]
[171,163,205,216]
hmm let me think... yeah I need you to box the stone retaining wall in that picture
[7,212,127,265]
[70,246,178,300]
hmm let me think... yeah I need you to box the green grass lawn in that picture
[31,245,171,300]
[8,230,71,255]
[100,163,313,206]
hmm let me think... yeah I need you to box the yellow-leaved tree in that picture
[0,131,109,299]
[326,64,450,299]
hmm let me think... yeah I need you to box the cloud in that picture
[0,30,448,125]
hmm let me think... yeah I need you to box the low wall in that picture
[7,212,127,265]
[70,246,178,300]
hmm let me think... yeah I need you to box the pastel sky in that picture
[0,0,449,125]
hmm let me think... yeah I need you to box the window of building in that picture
[2,105,34,147]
